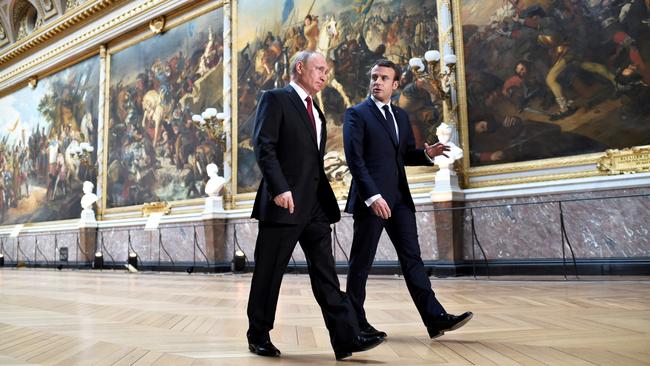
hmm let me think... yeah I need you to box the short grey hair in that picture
[290,50,319,77]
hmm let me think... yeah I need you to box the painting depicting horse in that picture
[236,0,441,195]
[0,56,99,225]
[461,0,650,167]
[107,8,224,208]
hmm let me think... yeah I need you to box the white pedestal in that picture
[79,209,98,228]
[202,196,225,219]
[431,167,465,202]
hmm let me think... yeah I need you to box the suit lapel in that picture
[393,107,407,149]
[366,98,398,147]
[285,86,319,148]
[314,101,327,156]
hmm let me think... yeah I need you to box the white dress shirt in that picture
[364,96,400,207]
[290,81,322,147]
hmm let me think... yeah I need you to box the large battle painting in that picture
[0,56,100,225]
[236,0,441,194]
[461,0,650,167]
[107,8,224,208]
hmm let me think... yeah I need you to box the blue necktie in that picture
[382,105,398,144]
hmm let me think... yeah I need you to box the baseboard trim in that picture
[2,258,649,276]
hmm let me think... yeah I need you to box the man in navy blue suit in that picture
[343,59,473,340]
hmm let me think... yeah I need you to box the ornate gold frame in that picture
[449,0,647,188]
[99,0,226,218]
[0,52,100,230]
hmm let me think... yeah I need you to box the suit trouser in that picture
[347,198,447,329]
[247,202,359,350]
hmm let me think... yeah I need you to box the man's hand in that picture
[424,142,450,158]
[370,197,391,219]
[273,191,294,214]
[502,116,520,127]
[490,151,504,161]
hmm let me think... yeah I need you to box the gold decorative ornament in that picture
[148,16,165,34]
[27,75,38,88]
[141,202,171,216]
[597,147,650,174]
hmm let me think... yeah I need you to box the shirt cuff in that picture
[424,149,435,163]
[365,194,382,207]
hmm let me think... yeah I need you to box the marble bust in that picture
[80,181,98,210]
[433,123,463,169]
[204,163,225,197]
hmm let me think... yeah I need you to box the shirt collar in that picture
[371,95,391,112]
[290,81,310,101]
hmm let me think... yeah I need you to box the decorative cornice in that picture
[0,0,175,86]
[0,0,125,67]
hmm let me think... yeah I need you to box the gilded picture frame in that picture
[453,0,650,187]
[0,53,100,227]
[101,1,227,214]
[232,0,445,204]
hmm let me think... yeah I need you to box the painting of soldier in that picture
[236,0,442,194]
[461,0,650,167]
[107,8,224,208]
[0,56,99,225]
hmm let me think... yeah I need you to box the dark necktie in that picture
[382,104,398,143]
[305,96,317,138]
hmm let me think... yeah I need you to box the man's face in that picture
[515,63,527,77]
[295,53,329,95]
[370,65,399,103]
[474,121,489,134]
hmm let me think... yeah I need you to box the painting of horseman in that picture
[107,7,224,208]
[236,0,442,194]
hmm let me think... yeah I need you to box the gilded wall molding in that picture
[0,0,124,67]
[0,0,179,86]
[468,170,605,189]
[467,152,605,177]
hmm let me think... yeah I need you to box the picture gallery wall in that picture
[0,0,648,227]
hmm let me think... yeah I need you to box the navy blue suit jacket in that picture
[343,97,431,217]
[251,85,340,225]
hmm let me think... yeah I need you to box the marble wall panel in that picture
[461,187,650,260]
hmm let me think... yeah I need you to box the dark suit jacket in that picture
[343,97,431,217]
[251,85,340,225]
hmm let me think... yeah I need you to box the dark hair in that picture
[371,59,401,81]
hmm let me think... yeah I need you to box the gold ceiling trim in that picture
[0,0,173,85]
[0,0,125,67]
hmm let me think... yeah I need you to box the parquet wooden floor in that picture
[0,269,649,365]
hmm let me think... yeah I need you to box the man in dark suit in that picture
[343,59,473,340]
[247,50,384,360]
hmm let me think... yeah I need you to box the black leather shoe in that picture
[248,340,281,357]
[360,325,387,339]
[427,311,473,339]
[334,335,384,360]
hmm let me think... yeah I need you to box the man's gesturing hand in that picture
[370,197,391,219]
[274,191,295,214]
[424,142,450,158]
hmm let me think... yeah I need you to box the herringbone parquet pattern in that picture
[0,269,648,365]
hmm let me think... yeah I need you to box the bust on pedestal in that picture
[79,181,98,263]
[80,181,98,226]
[432,123,464,201]
[203,163,226,217]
